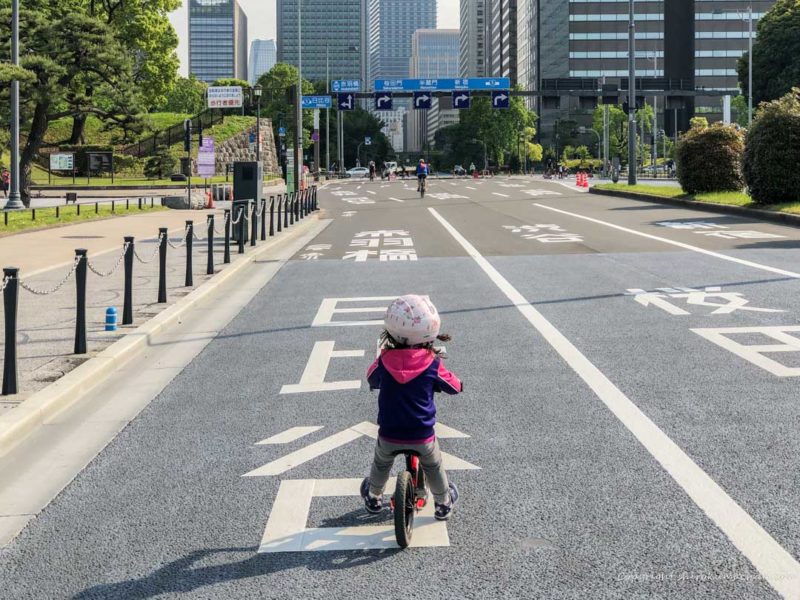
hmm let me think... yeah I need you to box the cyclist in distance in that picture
[369,161,376,181]
[416,159,428,193]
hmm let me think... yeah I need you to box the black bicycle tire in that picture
[394,471,414,548]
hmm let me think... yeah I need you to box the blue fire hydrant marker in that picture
[105,307,118,332]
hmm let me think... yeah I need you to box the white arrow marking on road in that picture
[428,206,800,599]
[257,426,324,445]
[626,289,691,316]
[243,421,479,477]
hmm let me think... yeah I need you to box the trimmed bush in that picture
[675,121,745,194]
[743,89,800,204]
[144,146,176,179]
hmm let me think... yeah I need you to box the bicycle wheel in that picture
[394,470,415,548]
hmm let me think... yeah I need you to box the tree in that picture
[0,3,140,204]
[743,89,800,204]
[738,0,800,106]
[256,64,315,156]
[341,108,393,167]
[592,104,654,166]
[159,76,208,114]
[675,121,745,194]
[143,145,176,179]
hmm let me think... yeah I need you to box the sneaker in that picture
[434,483,459,521]
[360,477,384,514]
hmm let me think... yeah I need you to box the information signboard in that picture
[197,137,215,177]
[49,153,74,171]
[331,80,361,92]
[208,86,243,109]
[374,78,511,92]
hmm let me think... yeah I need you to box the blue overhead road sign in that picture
[332,80,361,92]
[452,91,471,110]
[492,90,510,109]
[374,92,393,111]
[302,96,332,109]
[337,93,355,111]
[413,91,432,110]
[375,77,511,92]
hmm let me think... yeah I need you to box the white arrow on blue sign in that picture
[338,93,355,111]
[374,92,393,111]
[452,91,471,110]
[413,91,432,110]
[492,90,510,109]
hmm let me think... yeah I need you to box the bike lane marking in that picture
[257,427,324,445]
[533,204,800,280]
[427,207,800,599]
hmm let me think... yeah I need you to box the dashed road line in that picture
[428,206,800,599]
[466,186,476,190]
[492,192,510,198]
[534,204,800,280]
[389,197,405,203]
[366,190,376,195]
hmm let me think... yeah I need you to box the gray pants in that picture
[368,437,450,504]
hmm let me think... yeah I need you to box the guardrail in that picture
[1,186,318,396]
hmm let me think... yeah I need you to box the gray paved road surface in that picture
[2,175,800,598]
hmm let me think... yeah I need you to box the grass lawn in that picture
[594,184,800,215]
[0,202,166,235]
[31,167,282,188]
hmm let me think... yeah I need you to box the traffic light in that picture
[183,119,192,152]
[622,97,645,114]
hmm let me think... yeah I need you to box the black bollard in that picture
[250,203,257,247]
[95,202,99,214]
[277,196,282,232]
[284,193,289,228]
[295,191,300,220]
[269,196,275,237]
[260,198,267,241]
[158,227,168,303]
[300,189,305,219]
[2,268,19,395]
[185,221,193,287]
[237,207,245,254]
[122,236,134,325]
[206,215,214,275]
[74,249,88,355]
[223,209,231,264]
[289,192,295,226]
[313,186,318,210]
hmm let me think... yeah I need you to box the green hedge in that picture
[675,122,745,194]
[743,89,800,204]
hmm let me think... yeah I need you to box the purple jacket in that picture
[367,349,462,443]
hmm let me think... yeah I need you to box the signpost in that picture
[375,77,511,92]
[332,80,361,93]
[207,86,243,109]
[302,96,333,110]
[337,93,355,111]
[413,92,432,110]
[452,91,471,110]
[286,146,296,194]
[364,136,372,146]
[86,152,114,184]
[374,92,393,111]
[197,137,215,177]
[491,90,510,109]
[49,153,75,185]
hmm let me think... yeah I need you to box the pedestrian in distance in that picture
[1,167,9,198]
[361,295,463,521]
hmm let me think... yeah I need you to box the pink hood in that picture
[380,349,436,384]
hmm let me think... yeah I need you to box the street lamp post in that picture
[7,0,23,209]
[254,84,262,162]
[627,0,637,185]
[326,44,330,176]
[747,4,753,126]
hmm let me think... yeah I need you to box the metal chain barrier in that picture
[0,275,10,294]
[134,232,165,264]
[256,201,264,218]
[166,226,190,250]
[18,256,81,296]
[87,242,130,278]
[213,212,229,235]
[231,210,243,226]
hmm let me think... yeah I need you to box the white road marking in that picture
[428,207,800,598]
[280,341,364,394]
[258,478,449,552]
[366,190,376,195]
[244,421,479,477]
[312,296,395,327]
[534,204,800,280]
[389,197,405,203]
[466,186,476,190]
[692,326,800,377]
[492,192,510,198]
[257,427,324,445]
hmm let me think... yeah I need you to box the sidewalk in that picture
[0,194,299,403]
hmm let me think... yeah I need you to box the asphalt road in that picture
[2,175,800,598]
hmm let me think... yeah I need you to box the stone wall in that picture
[214,118,280,176]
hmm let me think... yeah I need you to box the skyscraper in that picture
[249,39,277,85]
[277,0,367,83]
[485,0,517,84]
[459,0,487,77]
[188,0,248,83]
[408,29,460,152]
[368,0,436,84]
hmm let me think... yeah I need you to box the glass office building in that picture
[189,0,249,83]
[249,39,277,85]
[486,0,517,84]
[368,0,436,82]
[459,0,487,78]
[277,0,367,83]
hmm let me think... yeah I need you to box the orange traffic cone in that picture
[206,191,214,209]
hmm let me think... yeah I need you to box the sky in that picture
[169,0,460,76]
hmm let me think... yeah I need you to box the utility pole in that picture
[627,0,637,185]
[652,52,658,168]
[7,0,23,209]
[326,44,330,176]
[295,0,303,193]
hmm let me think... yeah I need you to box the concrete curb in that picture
[30,180,285,192]
[589,188,800,228]
[0,213,323,458]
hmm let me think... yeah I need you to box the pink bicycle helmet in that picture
[384,295,441,346]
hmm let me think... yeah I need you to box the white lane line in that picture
[389,197,405,203]
[492,192,510,198]
[428,206,800,599]
[466,186,476,190]
[534,204,800,280]
[257,426,323,445]
[366,190,376,195]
